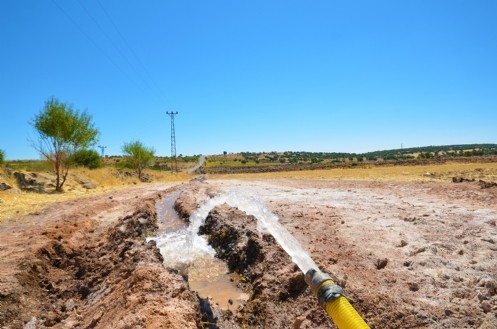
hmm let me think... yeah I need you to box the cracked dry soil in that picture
[1,178,497,328]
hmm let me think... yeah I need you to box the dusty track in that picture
[1,178,496,328]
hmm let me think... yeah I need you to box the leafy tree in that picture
[122,141,155,180]
[73,149,103,169]
[0,149,5,166]
[31,98,99,191]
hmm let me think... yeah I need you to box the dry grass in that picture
[0,167,192,222]
[209,162,497,183]
[2,161,497,222]
[75,167,140,187]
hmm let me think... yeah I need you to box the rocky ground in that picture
[1,177,496,328]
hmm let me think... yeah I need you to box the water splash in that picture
[148,193,214,269]
[214,188,318,274]
[149,188,317,274]
[149,193,249,309]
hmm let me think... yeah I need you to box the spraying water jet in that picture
[152,186,370,327]
[150,191,249,309]
[216,187,370,328]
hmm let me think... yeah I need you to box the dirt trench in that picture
[2,207,201,329]
[197,204,332,328]
[2,178,497,328]
[0,184,202,329]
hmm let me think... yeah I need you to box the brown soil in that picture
[0,183,200,329]
[1,177,497,328]
[198,205,331,328]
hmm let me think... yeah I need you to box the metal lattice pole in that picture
[98,145,107,158]
[166,112,178,172]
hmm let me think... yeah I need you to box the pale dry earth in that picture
[207,179,497,328]
[1,175,496,328]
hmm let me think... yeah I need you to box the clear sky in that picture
[1,0,496,160]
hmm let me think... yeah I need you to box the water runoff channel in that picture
[148,187,317,310]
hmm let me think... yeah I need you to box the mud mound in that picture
[174,182,219,221]
[199,205,333,329]
[1,203,200,329]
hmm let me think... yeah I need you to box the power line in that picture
[50,0,127,79]
[51,0,162,99]
[166,112,178,172]
[76,0,153,95]
[95,0,167,102]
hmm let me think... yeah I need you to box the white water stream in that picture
[149,187,317,275]
[147,187,317,309]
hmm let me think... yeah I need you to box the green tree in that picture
[0,149,5,166]
[73,149,103,169]
[122,141,155,180]
[31,97,99,192]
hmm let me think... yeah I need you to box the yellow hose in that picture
[306,270,370,329]
[324,295,370,329]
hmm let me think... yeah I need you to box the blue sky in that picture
[1,0,496,160]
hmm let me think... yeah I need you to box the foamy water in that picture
[213,188,318,274]
[149,187,317,274]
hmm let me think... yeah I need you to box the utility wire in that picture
[76,0,153,95]
[95,0,168,103]
[50,0,129,82]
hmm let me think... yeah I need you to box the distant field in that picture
[209,161,497,183]
[2,160,497,222]
[206,160,278,167]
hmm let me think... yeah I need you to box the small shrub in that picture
[122,140,155,179]
[73,149,103,169]
[0,149,4,166]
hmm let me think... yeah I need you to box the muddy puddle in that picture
[152,193,249,310]
[188,257,249,310]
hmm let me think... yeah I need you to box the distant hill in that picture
[205,144,497,169]
[361,143,497,160]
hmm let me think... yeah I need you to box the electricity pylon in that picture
[166,111,178,172]
[98,145,107,157]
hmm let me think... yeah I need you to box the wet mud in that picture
[0,184,201,329]
[198,205,332,329]
[1,178,497,328]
